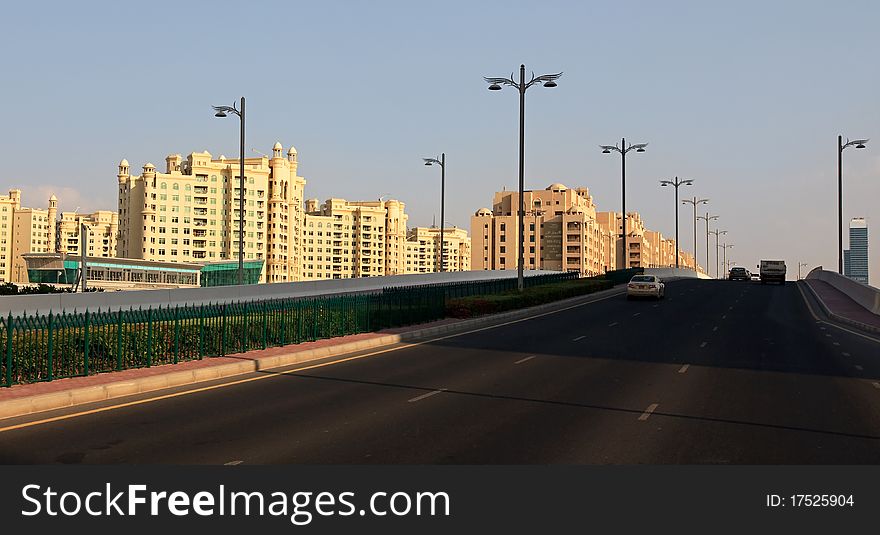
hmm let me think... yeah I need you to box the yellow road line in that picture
[0,288,624,433]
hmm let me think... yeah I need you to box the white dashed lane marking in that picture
[638,403,659,421]
[678,364,690,374]
[408,389,446,403]
[700,342,708,348]
[224,460,243,466]
[573,335,586,341]
[608,322,619,327]
[515,356,535,364]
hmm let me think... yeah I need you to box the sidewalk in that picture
[0,285,624,420]
[803,279,880,334]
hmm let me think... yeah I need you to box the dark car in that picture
[728,267,750,281]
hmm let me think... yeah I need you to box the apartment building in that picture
[56,210,118,258]
[471,183,604,276]
[0,190,57,283]
[117,142,306,283]
[302,198,408,279]
[404,226,471,273]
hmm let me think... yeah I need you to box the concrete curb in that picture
[0,285,625,421]
[801,281,880,335]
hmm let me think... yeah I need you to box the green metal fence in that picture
[0,272,575,387]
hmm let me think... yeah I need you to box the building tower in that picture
[47,194,58,252]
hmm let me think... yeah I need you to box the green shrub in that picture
[446,279,612,318]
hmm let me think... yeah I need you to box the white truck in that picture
[758,260,786,285]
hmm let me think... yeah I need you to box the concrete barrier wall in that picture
[806,268,880,315]
[0,270,565,316]
[644,268,711,280]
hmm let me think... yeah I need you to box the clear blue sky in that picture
[1,0,878,278]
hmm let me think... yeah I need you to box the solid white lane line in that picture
[408,389,447,403]
[224,460,243,466]
[638,403,659,421]
[796,282,880,344]
[854,365,864,371]
[515,356,536,364]
[573,335,586,341]
[608,322,619,327]
[678,364,690,374]
[700,342,708,348]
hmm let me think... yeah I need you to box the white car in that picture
[626,274,665,300]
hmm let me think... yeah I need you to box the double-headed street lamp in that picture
[837,135,868,274]
[697,213,719,276]
[682,197,709,273]
[659,177,693,268]
[601,139,647,271]
[709,228,728,279]
[422,153,446,272]
[485,65,562,291]
[798,262,809,280]
[212,97,246,286]
[720,243,734,279]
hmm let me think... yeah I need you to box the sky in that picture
[0,0,878,280]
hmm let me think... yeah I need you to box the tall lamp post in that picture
[601,139,647,271]
[212,97,246,286]
[798,262,809,280]
[485,65,562,291]
[709,228,727,279]
[683,197,709,273]
[659,177,693,269]
[697,213,719,276]
[423,153,446,272]
[837,136,868,274]
[720,243,734,279]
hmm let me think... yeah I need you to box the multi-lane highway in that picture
[1,279,879,464]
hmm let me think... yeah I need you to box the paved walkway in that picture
[0,317,463,403]
[804,279,880,332]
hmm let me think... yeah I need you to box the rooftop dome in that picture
[547,183,567,191]
[119,158,129,167]
[288,146,297,155]
[49,194,57,201]
[475,208,492,216]
[273,141,283,150]
[144,162,155,170]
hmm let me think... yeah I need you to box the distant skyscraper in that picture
[845,218,868,285]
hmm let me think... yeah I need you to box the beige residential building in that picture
[117,142,306,283]
[302,198,408,279]
[56,210,119,258]
[0,190,57,283]
[404,226,471,273]
[471,184,604,276]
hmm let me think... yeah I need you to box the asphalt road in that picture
[1,279,879,464]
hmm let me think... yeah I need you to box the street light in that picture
[659,177,693,269]
[601,139,647,271]
[720,243,734,279]
[798,262,809,280]
[212,97,246,286]
[837,135,868,274]
[422,153,446,272]
[709,228,728,279]
[697,213,719,276]
[484,65,561,291]
[682,197,709,274]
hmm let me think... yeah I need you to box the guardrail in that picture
[805,268,880,315]
[0,272,576,387]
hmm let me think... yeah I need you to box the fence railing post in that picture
[47,311,55,382]
[220,303,227,357]
[280,300,287,347]
[146,308,153,368]
[262,301,268,350]
[83,310,91,377]
[116,309,123,371]
[243,301,249,353]
[198,304,205,359]
[6,313,14,387]
[173,306,180,365]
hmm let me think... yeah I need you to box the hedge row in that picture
[445,279,613,318]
